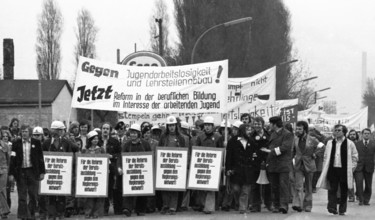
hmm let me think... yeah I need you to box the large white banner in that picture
[72,57,228,113]
[118,99,296,128]
[117,67,277,127]
[298,106,368,132]
[226,67,276,112]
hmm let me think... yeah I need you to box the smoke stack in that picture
[3,39,14,80]
[362,51,367,95]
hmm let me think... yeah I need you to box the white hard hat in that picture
[130,124,141,132]
[203,116,215,124]
[180,121,189,129]
[94,128,101,132]
[220,120,231,128]
[166,116,177,124]
[87,130,98,139]
[151,124,161,130]
[33,126,43,135]
[232,121,243,129]
[51,120,66,129]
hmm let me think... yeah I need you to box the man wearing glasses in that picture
[115,121,127,146]
[317,124,358,216]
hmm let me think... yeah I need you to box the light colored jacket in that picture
[292,134,324,173]
[316,138,358,190]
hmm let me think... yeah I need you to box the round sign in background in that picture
[121,51,167,67]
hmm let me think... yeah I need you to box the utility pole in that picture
[155,18,163,56]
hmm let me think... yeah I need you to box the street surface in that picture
[8,183,375,220]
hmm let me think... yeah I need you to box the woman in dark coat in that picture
[225,124,257,214]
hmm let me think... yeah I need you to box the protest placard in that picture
[155,147,188,191]
[187,147,224,191]
[122,152,154,196]
[39,152,73,196]
[75,154,109,197]
[72,57,228,113]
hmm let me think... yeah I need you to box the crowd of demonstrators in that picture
[2,115,375,219]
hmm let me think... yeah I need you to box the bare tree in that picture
[363,78,375,125]
[173,0,293,98]
[36,0,63,80]
[73,8,112,124]
[148,0,180,65]
[74,8,98,66]
[287,55,316,110]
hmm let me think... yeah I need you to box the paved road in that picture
[8,183,375,220]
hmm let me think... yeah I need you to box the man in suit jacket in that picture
[9,125,45,220]
[291,121,324,212]
[99,122,122,215]
[41,121,79,219]
[261,116,294,214]
[354,128,375,205]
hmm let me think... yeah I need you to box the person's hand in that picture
[8,175,14,183]
[118,167,123,175]
[39,174,45,181]
[260,147,271,153]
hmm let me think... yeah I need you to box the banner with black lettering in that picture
[117,99,298,128]
[155,147,188,191]
[39,152,73,196]
[122,152,154,196]
[75,155,109,197]
[71,57,228,113]
[187,147,224,191]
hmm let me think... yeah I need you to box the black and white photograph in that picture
[1,0,375,219]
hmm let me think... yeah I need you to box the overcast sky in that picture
[1,0,374,114]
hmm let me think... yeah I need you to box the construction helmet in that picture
[166,116,177,124]
[51,120,66,129]
[203,116,215,124]
[130,124,141,132]
[232,121,243,129]
[33,126,43,135]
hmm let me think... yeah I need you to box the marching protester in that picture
[291,121,324,212]
[354,128,375,206]
[82,131,106,218]
[69,122,80,138]
[196,116,223,214]
[150,125,162,142]
[317,124,358,215]
[221,121,241,212]
[347,129,359,202]
[260,116,294,214]
[8,118,20,140]
[118,124,151,217]
[31,126,47,220]
[141,125,158,213]
[78,120,91,151]
[115,121,127,146]
[1,130,13,213]
[0,131,10,219]
[41,121,78,219]
[99,123,122,215]
[158,116,186,215]
[142,125,158,152]
[225,124,256,214]
[249,117,271,212]
[9,124,45,220]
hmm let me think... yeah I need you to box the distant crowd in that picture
[0,114,373,219]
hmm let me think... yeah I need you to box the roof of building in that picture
[0,80,72,105]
